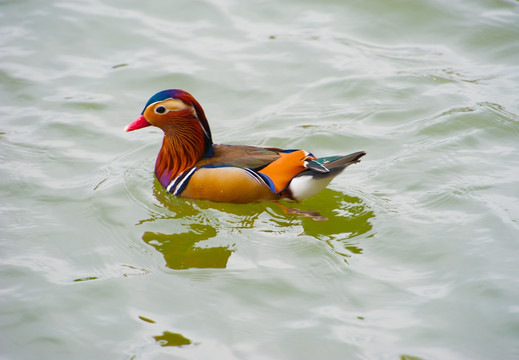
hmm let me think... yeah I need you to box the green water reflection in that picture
[142,229,233,270]
[140,180,374,270]
[137,316,193,347]
[153,331,192,347]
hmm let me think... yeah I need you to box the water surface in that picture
[1,0,519,359]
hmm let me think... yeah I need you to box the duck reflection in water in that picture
[139,179,374,270]
[142,225,232,270]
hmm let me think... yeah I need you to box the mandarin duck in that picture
[125,89,365,204]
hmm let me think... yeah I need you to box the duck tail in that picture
[311,151,366,177]
[284,151,366,200]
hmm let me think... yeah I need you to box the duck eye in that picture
[155,106,167,114]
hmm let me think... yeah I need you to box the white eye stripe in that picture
[149,99,189,115]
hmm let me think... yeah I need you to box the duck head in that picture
[125,89,213,186]
[125,89,212,144]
